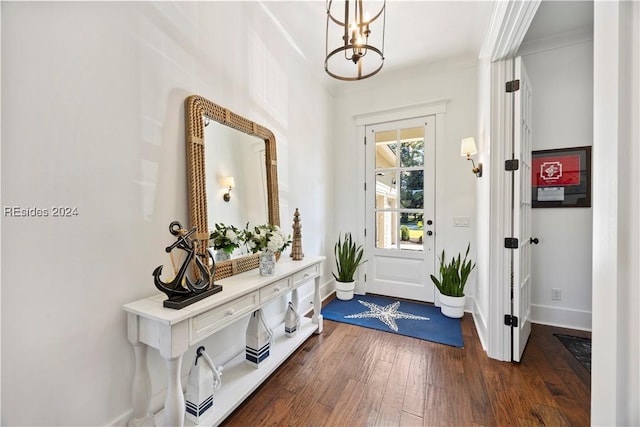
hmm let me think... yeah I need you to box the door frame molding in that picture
[355,101,448,295]
[481,0,540,361]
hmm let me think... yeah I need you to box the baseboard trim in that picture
[531,304,592,331]
[469,296,489,351]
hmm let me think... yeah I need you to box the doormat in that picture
[554,334,591,372]
[322,294,463,348]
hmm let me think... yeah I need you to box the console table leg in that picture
[312,277,323,334]
[129,342,153,427]
[163,355,185,427]
[291,288,299,312]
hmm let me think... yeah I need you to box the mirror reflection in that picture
[205,119,269,260]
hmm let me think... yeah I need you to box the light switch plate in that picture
[453,216,470,227]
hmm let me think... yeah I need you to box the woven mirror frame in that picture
[185,95,280,280]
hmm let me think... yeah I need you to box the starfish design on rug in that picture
[345,300,430,332]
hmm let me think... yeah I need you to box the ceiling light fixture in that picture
[325,0,386,81]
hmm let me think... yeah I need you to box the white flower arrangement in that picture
[244,223,292,254]
[209,223,242,254]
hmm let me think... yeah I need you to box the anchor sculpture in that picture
[153,221,222,309]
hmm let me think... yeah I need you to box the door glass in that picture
[374,126,425,250]
[376,211,398,249]
[375,172,397,209]
[399,134,424,168]
[400,170,424,209]
[400,212,424,251]
[375,130,397,169]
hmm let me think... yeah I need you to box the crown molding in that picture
[517,26,593,56]
[480,0,542,61]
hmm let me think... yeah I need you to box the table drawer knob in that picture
[226,308,235,316]
[274,286,281,292]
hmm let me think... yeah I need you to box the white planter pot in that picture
[439,294,465,318]
[335,280,355,300]
[434,290,442,307]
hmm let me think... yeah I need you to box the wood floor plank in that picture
[348,358,394,426]
[298,401,333,427]
[402,347,427,417]
[324,378,366,426]
[399,410,423,426]
[222,311,590,427]
[375,351,413,426]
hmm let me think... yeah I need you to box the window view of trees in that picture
[375,129,426,250]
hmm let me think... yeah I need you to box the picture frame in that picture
[531,146,591,208]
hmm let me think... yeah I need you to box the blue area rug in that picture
[322,294,463,348]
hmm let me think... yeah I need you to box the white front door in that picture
[364,116,436,302]
[511,56,533,362]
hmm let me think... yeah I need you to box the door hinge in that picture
[506,79,520,93]
[504,237,519,249]
[364,182,367,191]
[364,228,367,237]
[364,274,367,282]
[364,136,367,145]
[504,314,519,327]
[505,159,520,171]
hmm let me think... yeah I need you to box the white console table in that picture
[123,256,325,427]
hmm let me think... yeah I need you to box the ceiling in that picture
[262,0,594,91]
[263,0,495,90]
[523,0,593,43]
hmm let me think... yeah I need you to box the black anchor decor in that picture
[153,221,222,309]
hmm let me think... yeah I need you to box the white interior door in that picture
[511,56,533,362]
[364,116,436,302]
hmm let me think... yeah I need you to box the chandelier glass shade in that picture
[325,0,386,81]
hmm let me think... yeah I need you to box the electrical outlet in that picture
[551,288,562,301]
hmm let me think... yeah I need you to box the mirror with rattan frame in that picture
[185,95,280,280]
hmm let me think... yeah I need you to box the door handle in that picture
[530,237,539,245]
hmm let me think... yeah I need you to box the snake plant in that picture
[333,233,366,282]
[430,243,475,297]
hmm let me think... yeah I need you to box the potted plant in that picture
[243,223,291,276]
[209,223,242,261]
[429,243,475,318]
[333,233,366,300]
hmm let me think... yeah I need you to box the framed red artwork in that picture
[531,146,591,208]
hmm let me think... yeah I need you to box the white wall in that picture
[1,2,333,425]
[330,58,479,304]
[520,40,593,331]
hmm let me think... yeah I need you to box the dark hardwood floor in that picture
[222,310,591,426]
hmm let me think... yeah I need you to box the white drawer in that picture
[191,292,258,341]
[259,278,292,304]
[293,263,320,286]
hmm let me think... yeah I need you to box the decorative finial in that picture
[291,208,304,260]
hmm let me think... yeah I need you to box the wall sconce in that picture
[461,137,482,178]
[222,177,235,202]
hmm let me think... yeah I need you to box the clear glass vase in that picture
[215,249,231,262]
[259,250,276,276]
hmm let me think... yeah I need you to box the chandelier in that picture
[325,0,386,81]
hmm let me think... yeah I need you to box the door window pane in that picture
[399,127,424,167]
[375,130,397,169]
[400,170,424,209]
[375,172,397,209]
[375,211,398,249]
[400,213,424,251]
